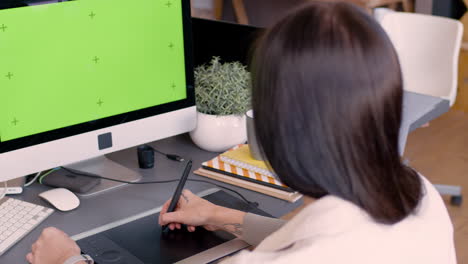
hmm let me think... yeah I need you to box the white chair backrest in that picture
[373,7,395,23]
[381,12,463,106]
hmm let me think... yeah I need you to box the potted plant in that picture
[190,56,251,152]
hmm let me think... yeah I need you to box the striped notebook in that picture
[220,145,277,179]
[201,155,293,193]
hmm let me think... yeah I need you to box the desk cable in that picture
[26,168,59,187]
[58,166,259,208]
[148,146,185,162]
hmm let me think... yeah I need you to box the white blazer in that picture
[224,176,456,264]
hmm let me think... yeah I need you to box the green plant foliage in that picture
[195,56,251,116]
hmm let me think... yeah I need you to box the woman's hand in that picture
[158,189,247,237]
[158,189,219,232]
[26,227,83,264]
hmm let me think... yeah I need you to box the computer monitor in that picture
[0,0,196,194]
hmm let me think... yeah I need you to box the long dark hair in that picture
[251,2,422,224]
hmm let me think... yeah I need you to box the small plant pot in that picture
[190,112,247,152]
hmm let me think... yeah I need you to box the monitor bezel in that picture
[0,0,195,154]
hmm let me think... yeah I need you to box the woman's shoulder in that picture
[412,174,453,228]
[251,195,371,252]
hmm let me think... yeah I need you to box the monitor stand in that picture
[67,156,141,197]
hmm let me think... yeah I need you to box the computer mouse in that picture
[39,188,80,212]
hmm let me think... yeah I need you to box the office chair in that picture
[381,12,464,205]
[214,0,249,24]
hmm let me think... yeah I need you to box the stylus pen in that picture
[162,160,192,233]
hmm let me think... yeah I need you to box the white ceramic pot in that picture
[190,112,247,152]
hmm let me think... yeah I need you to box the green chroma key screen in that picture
[0,0,187,142]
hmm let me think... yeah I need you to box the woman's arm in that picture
[211,206,247,237]
[159,189,286,246]
[242,213,286,246]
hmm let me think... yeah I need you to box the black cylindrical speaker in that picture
[137,145,154,169]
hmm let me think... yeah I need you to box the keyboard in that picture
[0,197,54,256]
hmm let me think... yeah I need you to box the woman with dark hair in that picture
[27,2,456,264]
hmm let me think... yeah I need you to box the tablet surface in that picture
[77,190,271,264]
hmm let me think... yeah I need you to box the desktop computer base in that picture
[67,156,141,197]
